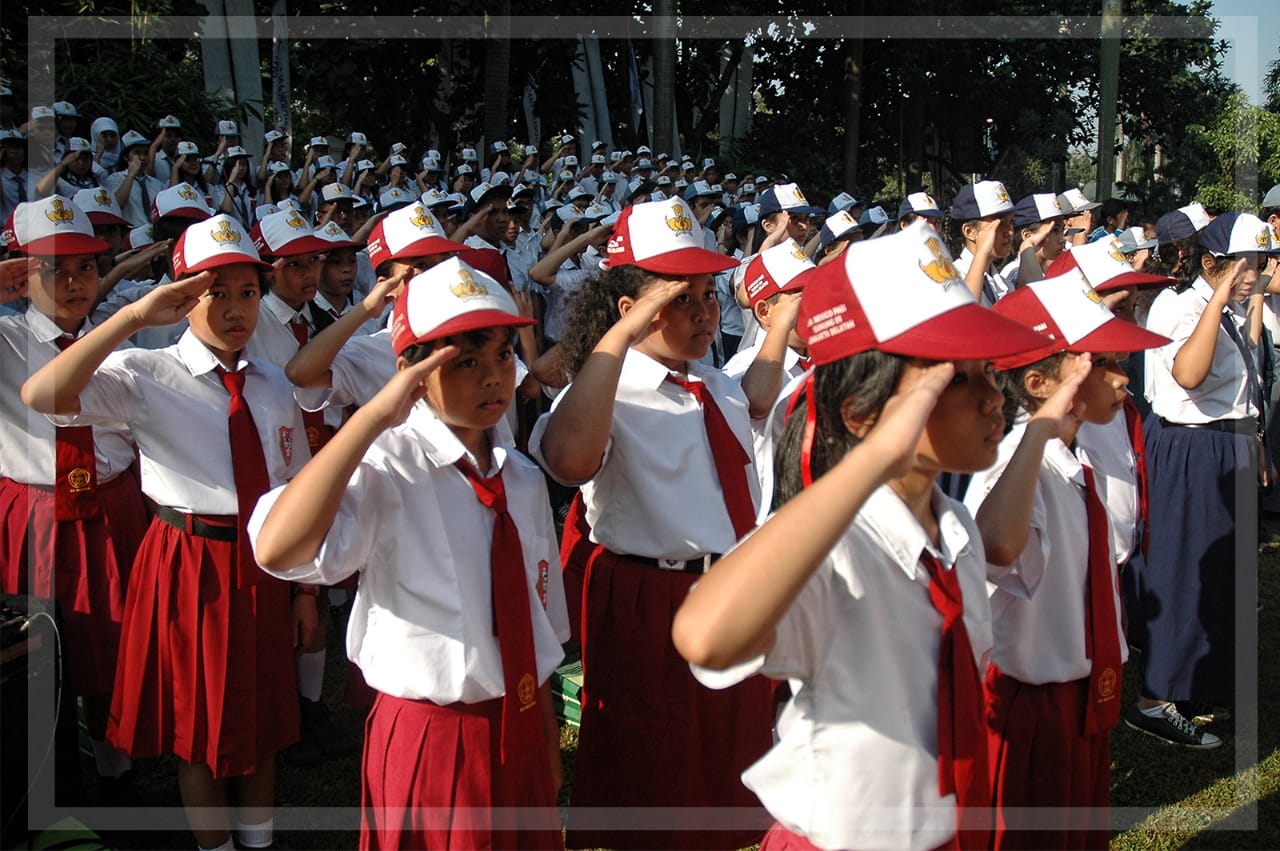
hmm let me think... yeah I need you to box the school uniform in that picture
[1136,279,1257,704]
[964,423,1126,850]
[103,170,167,229]
[722,341,810,494]
[695,485,993,851]
[0,307,148,697]
[528,347,774,850]
[54,329,309,778]
[249,402,568,850]
[92,278,189,349]
[954,248,1010,306]
[210,180,256,227]
[2,166,39,222]
[539,260,593,343]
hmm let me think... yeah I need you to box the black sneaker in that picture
[299,697,360,758]
[1123,704,1222,748]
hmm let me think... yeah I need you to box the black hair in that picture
[400,327,517,365]
[1155,234,1200,292]
[1098,197,1128,227]
[1261,206,1280,222]
[773,350,909,507]
[994,352,1067,426]
[557,264,651,376]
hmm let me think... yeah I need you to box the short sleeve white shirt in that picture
[245,291,311,369]
[528,348,760,560]
[249,402,569,702]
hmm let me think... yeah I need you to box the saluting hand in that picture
[1030,352,1091,439]
[368,345,460,429]
[127,270,216,327]
[612,277,690,349]
[863,361,955,480]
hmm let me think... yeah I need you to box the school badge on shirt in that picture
[279,426,294,464]
[536,559,549,609]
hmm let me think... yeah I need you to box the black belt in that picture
[624,553,722,574]
[1158,417,1257,435]
[154,505,238,542]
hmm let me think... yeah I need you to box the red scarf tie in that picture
[455,458,543,763]
[289,314,331,453]
[919,551,991,849]
[665,373,756,539]
[53,336,100,520]
[1121,396,1149,560]
[218,366,271,587]
[1081,465,1123,735]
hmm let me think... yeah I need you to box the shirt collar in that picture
[176,327,251,377]
[312,291,346,316]
[25,304,89,344]
[261,290,306,325]
[858,484,976,581]
[622,347,684,389]
[407,400,509,475]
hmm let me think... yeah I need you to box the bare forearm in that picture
[285,304,377,387]
[1172,298,1229,389]
[739,323,791,419]
[22,306,141,414]
[974,420,1055,566]
[536,331,629,482]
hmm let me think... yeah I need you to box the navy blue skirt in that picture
[1132,416,1256,704]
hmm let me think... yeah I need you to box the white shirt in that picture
[722,339,809,491]
[695,485,992,851]
[103,170,167,229]
[51,329,309,513]
[249,402,569,702]
[245,291,311,369]
[0,307,137,485]
[1,168,38,222]
[92,279,188,349]
[1076,412,1139,567]
[312,291,383,338]
[963,422,1127,685]
[541,263,592,342]
[529,348,760,560]
[955,247,1010,306]
[463,234,500,251]
[1144,278,1255,423]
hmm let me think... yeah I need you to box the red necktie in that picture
[1121,396,1149,560]
[918,552,991,849]
[666,374,757,539]
[288,314,331,452]
[53,336,100,520]
[218,367,271,587]
[456,458,542,764]
[1081,465,1123,735]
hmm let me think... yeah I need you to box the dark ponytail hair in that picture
[773,350,909,508]
[994,352,1067,426]
[557,264,652,376]
[1155,234,1200,292]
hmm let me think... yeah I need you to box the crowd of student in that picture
[3,89,1278,851]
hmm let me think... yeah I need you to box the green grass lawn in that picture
[36,521,1280,850]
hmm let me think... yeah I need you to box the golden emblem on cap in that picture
[93,188,110,206]
[211,220,242,244]
[924,193,937,208]
[995,184,1010,204]
[285,210,307,229]
[67,467,91,492]
[177,184,199,201]
[665,202,693,234]
[919,237,960,289]
[45,199,76,224]
[791,244,808,261]
[409,205,433,229]
[450,268,488,299]
[322,221,344,236]
[1083,285,1104,305]
[1108,239,1126,265]
[794,187,809,202]
[1257,229,1271,249]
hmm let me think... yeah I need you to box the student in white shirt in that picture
[530,197,774,850]
[949,180,1015,306]
[23,215,311,851]
[966,272,1169,849]
[674,222,1051,851]
[250,258,566,850]
[1128,212,1271,747]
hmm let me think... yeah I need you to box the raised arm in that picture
[738,293,801,419]
[285,272,405,388]
[673,362,955,670]
[1171,258,1242,390]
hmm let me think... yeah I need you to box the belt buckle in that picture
[657,558,686,572]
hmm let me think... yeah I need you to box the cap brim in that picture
[396,311,536,354]
[180,252,271,276]
[877,303,1057,362]
[154,208,212,223]
[19,233,111,256]
[1091,271,1176,292]
[392,236,463,260]
[1069,318,1171,354]
[261,235,334,258]
[612,246,738,276]
[85,211,131,228]
[1064,227,1086,236]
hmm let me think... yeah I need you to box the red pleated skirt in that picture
[106,516,299,779]
[0,473,147,697]
[985,666,1111,851]
[563,544,773,850]
[360,691,563,851]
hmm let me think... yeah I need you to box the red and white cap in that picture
[602,198,737,275]
[1046,235,1174,292]
[250,209,332,258]
[314,219,359,249]
[366,202,460,270]
[796,219,1049,365]
[743,239,815,306]
[390,256,535,355]
[990,269,1172,369]
[72,187,130,228]
[8,196,109,256]
[171,214,269,277]
[150,182,213,223]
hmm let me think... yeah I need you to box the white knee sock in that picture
[197,839,234,851]
[236,817,274,849]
